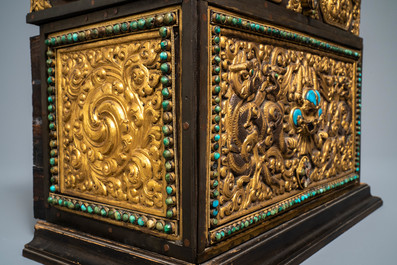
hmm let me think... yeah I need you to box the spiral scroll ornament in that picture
[57,37,167,215]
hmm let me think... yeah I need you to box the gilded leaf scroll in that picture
[215,35,355,224]
[57,35,167,215]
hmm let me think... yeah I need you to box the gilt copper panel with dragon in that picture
[212,30,356,225]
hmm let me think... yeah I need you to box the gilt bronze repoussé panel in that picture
[207,9,361,244]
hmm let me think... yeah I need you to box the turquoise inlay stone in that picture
[162,126,171,135]
[166,210,173,218]
[113,24,121,34]
[122,213,129,222]
[212,200,219,208]
[159,27,168,38]
[214,56,221,64]
[164,223,172,234]
[356,168,360,172]
[100,208,107,216]
[215,14,221,23]
[213,180,219,188]
[164,13,175,25]
[214,26,221,34]
[319,108,323,117]
[214,66,221,74]
[146,17,154,28]
[163,137,171,147]
[220,231,225,238]
[214,115,221,123]
[58,199,63,206]
[212,190,219,197]
[240,222,245,229]
[165,197,174,204]
[162,100,171,111]
[162,88,170,98]
[306,90,318,105]
[137,19,146,29]
[214,86,221,94]
[130,21,138,31]
[48,105,55,112]
[121,22,128,32]
[47,68,55,75]
[129,215,136,223]
[161,76,170,86]
[213,36,220,44]
[214,76,220,84]
[48,114,55,121]
[47,197,53,204]
[160,41,169,51]
[72,33,78,42]
[214,134,220,141]
[50,38,56,46]
[212,210,218,217]
[293,108,302,126]
[50,158,56,165]
[137,217,145,226]
[161,63,170,75]
[214,152,220,160]
[214,106,221,113]
[214,125,220,132]
[166,186,173,195]
[47,77,55,85]
[250,23,256,30]
[67,202,74,209]
[50,185,56,192]
[165,161,173,171]
[155,222,164,231]
[114,211,121,221]
[215,232,221,240]
[160,52,168,61]
[81,205,87,212]
[163,150,173,159]
[87,206,93,214]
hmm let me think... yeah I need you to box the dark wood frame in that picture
[25,1,381,264]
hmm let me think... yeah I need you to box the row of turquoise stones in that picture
[209,25,222,227]
[356,63,362,173]
[47,47,59,193]
[211,12,360,59]
[47,194,176,235]
[44,12,177,47]
[159,26,178,220]
[210,175,359,244]
[45,13,179,221]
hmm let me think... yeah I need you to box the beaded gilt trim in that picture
[209,175,359,244]
[45,10,179,237]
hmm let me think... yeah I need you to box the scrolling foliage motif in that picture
[30,0,52,12]
[215,36,355,224]
[286,0,361,35]
[58,38,166,215]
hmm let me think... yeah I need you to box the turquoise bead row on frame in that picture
[209,24,222,229]
[47,193,177,235]
[209,175,359,244]
[211,11,361,59]
[44,11,179,236]
[355,63,362,173]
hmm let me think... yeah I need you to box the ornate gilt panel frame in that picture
[207,8,362,245]
[44,8,181,239]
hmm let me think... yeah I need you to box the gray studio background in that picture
[0,1,395,264]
